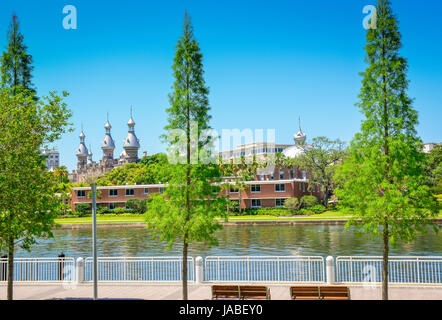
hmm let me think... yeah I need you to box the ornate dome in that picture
[282,145,304,159]
[76,143,88,156]
[76,130,88,156]
[124,132,140,148]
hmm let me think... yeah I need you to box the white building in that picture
[41,149,60,171]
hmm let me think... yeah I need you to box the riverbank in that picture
[54,216,442,229]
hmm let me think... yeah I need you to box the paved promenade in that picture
[1,283,441,300]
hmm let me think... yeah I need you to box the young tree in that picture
[0,14,36,98]
[0,90,71,300]
[296,137,346,207]
[335,0,438,300]
[145,13,226,300]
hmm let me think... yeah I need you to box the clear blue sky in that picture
[1,0,441,171]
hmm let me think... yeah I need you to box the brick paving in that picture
[1,283,441,300]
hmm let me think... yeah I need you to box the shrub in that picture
[242,207,290,217]
[299,204,326,216]
[284,197,299,213]
[300,195,318,208]
[75,203,91,216]
[126,198,149,214]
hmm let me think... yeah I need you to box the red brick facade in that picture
[70,167,323,211]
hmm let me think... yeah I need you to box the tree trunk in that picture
[382,222,389,300]
[182,234,188,300]
[323,187,329,209]
[7,236,14,300]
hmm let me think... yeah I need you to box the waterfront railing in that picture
[0,257,75,282]
[83,256,195,282]
[204,256,325,283]
[335,256,442,284]
[1,255,441,284]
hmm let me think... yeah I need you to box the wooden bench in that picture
[239,285,271,300]
[290,286,320,300]
[211,285,271,300]
[319,286,350,300]
[212,285,241,300]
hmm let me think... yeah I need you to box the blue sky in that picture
[1,0,441,170]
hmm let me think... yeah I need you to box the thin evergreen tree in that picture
[145,13,226,300]
[335,0,438,300]
[0,14,36,98]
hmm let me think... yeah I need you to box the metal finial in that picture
[130,106,133,118]
[107,112,109,122]
[298,116,301,132]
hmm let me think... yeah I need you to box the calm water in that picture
[8,224,442,259]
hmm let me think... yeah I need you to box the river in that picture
[8,224,442,259]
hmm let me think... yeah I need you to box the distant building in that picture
[70,119,322,211]
[423,142,442,154]
[41,149,59,171]
[216,118,308,161]
[69,111,141,183]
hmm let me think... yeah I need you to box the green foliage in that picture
[423,145,442,194]
[284,197,300,213]
[242,207,290,217]
[299,205,326,216]
[0,89,71,246]
[126,198,150,214]
[300,195,318,208]
[334,0,438,300]
[95,153,170,186]
[0,15,36,98]
[74,203,91,216]
[146,14,226,299]
[294,136,346,207]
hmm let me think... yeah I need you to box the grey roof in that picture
[127,116,135,126]
[104,120,112,130]
[76,143,88,156]
[102,134,115,149]
[124,132,140,148]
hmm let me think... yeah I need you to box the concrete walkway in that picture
[1,283,441,300]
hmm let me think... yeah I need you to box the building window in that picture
[77,190,86,198]
[275,198,285,207]
[302,171,307,180]
[275,184,285,192]
[159,187,165,194]
[125,189,134,196]
[144,188,149,194]
[251,184,261,193]
[290,170,294,179]
[302,183,305,192]
[251,199,261,208]
[279,170,284,179]
[109,203,116,210]
[109,189,118,197]
[299,183,301,190]
[270,173,274,180]
[260,174,264,181]
[229,186,239,193]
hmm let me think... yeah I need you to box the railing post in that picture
[1,255,7,282]
[195,256,203,284]
[76,257,84,284]
[326,256,335,285]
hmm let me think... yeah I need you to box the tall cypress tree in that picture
[335,0,438,300]
[0,14,36,97]
[145,13,226,300]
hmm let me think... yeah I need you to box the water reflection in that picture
[9,224,442,259]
